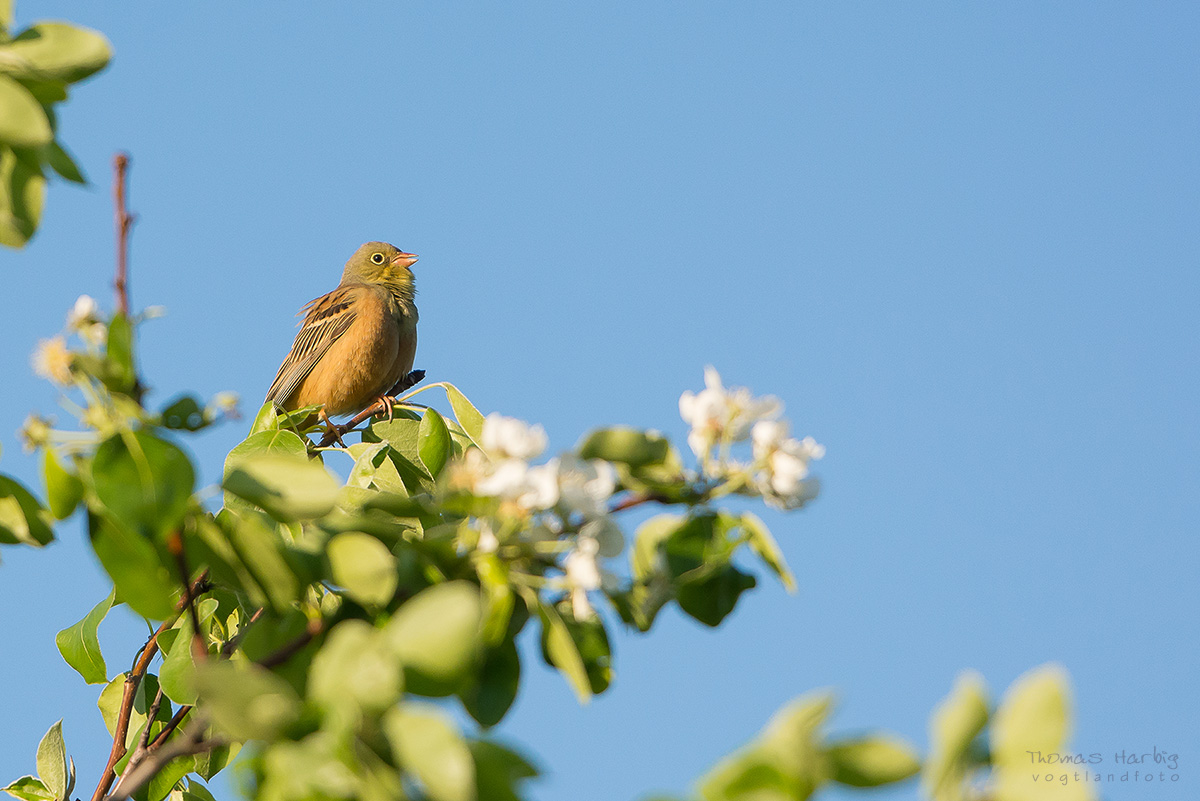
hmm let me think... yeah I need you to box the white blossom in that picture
[564,535,602,619]
[476,524,499,554]
[552,456,617,518]
[65,295,99,331]
[580,516,625,557]
[475,459,534,500]
[467,455,559,512]
[482,413,548,460]
[80,323,107,347]
[680,367,782,460]
[31,337,72,385]
[212,391,240,415]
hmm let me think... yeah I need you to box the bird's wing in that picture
[264,286,360,407]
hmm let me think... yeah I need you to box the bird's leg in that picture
[319,408,348,448]
[374,370,426,421]
[372,395,395,423]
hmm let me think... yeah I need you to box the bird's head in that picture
[341,241,419,297]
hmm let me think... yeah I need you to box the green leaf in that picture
[537,602,591,704]
[88,512,175,620]
[826,734,921,787]
[327,531,398,609]
[384,581,482,696]
[248,402,279,435]
[991,664,1070,764]
[740,512,795,592]
[191,744,240,784]
[144,754,193,801]
[54,589,115,684]
[160,395,208,431]
[460,638,520,728]
[699,692,833,801]
[418,407,452,478]
[216,510,302,612]
[308,619,402,713]
[362,415,434,494]
[0,75,50,147]
[469,741,538,801]
[1,776,53,801]
[577,426,670,469]
[223,453,338,521]
[34,720,67,801]
[922,671,990,801]
[0,473,53,545]
[41,140,84,183]
[0,0,11,36]
[19,79,68,104]
[194,661,300,741]
[676,564,756,627]
[443,383,485,448]
[159,599,217,706]
[544,612,612,695]
[41,449,82,520]
[384,704,476,801]
[222,428,307,509]
[181,778,219,801]
[0,144,45,247]
[631,514,683,582]
[104,312,136,394]
[989,664,1087,801]
[0,22,112,82]
[91,430,195,541]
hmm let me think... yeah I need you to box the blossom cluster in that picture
[451,413,620,618]
[680,367,823,510]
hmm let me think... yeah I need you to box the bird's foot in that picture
[372,394,395,423]
[319,409,348,448]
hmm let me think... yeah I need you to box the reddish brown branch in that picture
[316,369,426,447]
[166,530,206,661]
[112,153,135,316]
[90,573,209,801]
[609,493,667,514]
[258,617,325,668]
[148,704,191,750]
[90,618,168,801]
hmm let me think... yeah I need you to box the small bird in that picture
[265,241,419,429]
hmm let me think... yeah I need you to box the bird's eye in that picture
[370,252,385,265]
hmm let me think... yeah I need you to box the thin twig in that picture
[136,687,165,752]
[166,530,205,661]
[148,704,191,750]
[108,718,217,801]
[258,617,325,668]
[609,492,667,514]
[317,369,425,447]
[112,153,135,317]
[89,573,209,801]
[221,607,264,657]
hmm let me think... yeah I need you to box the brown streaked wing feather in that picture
[264,286,360,407]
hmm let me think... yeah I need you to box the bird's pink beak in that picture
[392,251,419,269]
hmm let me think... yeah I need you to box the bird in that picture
[265,241,419,436]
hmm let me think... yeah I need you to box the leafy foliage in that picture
[0,21,1098,797]
[0,2,111,247]
[1,291,1097,801]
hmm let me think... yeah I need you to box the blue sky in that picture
[1,2,1197,800]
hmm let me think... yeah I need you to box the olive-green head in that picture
[340,241,419,292]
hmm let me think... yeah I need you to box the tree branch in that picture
[107,718,217,801]
[89,573,209,801]
[258,617,324,668]
[609,492,668,514]
[112,153,135,317]
[317,369,426,447]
